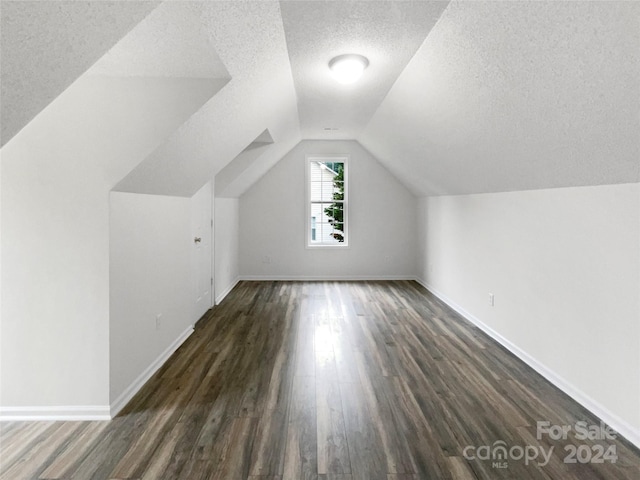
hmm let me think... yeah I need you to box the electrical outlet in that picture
[488,293,494,307]
[156,313,162,330]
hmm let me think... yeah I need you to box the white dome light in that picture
[329,54,369,84]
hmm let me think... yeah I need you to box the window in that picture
[307,155,348,247]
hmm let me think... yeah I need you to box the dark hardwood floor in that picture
[1,280,639,479]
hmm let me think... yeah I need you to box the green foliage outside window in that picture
[324,163,344,242]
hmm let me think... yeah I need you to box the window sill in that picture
[306,244,350,250]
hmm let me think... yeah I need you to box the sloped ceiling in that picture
[79,0,232,187]
[2,1,638,198]
[0,0,160,146]
[113,0,301,197]
[280,0,448,140]
[215,130,276,198]
[359,0,640,196]
[86,1,229,79]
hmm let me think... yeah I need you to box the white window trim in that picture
[306,154,349,249]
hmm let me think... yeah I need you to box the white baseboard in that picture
[0,328,194,422]
[110,326,194,418]
[215,277,240,305]
[414,277,640,450]
[239,275,415,281]
[0,405,110,421]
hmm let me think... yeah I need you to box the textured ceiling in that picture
[113,0,301,197]
[215,130,276,198]
[0,0,160,146]
[86,1,229,79]
[2,0,638,197]
[281,0,448,140]
[359,0,640,196]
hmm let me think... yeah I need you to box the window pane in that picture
[323,203,344,228]
[310,162,343,201]
[310,161,344,202]
[315,222,340,244]
[314,202,342,224]
[319,222,327,243]
[322,180,334,201]
[308,157,346,246]
[311,202,324,219]
[310,181,335,201]
[332,181,344,201]
[319,204,331,223]
[330,225,345,243]
[310,181,321,201]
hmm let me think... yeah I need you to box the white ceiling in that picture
[215,130,275,198]
[2,0,638,197]
[0,0,160,146]
[86,1,229,79]
[112,0,301,197]
[280,0,448,140]
[360,0,640,195]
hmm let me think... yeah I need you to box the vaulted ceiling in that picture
[0,0,161,146]
[2,0,638,197]
[280,0,448,140]
[360,0,640,195]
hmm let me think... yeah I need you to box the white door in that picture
[191,181,213,322]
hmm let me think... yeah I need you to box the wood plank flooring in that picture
[1,281,639,479]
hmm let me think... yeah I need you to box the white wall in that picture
[215,198,240,303]
[239,140,417,279]
[417,183,640,443]
[0,75,213,415]
[109,192,193,408]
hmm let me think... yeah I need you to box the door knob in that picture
[194,237,202,243]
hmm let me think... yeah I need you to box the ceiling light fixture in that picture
[329,54,369,84]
